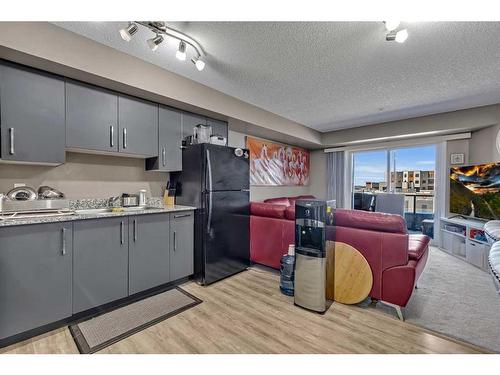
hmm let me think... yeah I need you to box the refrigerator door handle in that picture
[206,148,213,234]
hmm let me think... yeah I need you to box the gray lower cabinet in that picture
[146,106,182,172]
[118,95,158,157]
[0,222,72,340]
[170,211,194,280]
[129,214,171,294]
[73,217,129,313]
[0,61,65,164]
[65,80,119,152]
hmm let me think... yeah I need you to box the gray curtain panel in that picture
[326,151,345,208]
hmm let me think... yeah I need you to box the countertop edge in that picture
[0,206,197,228]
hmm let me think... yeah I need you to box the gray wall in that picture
[0,153,167,199]
[469,124,500,164]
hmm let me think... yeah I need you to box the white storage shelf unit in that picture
[439,217,491,272]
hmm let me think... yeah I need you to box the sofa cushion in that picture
[335,208,407,234]
[263,197,291,206]
[250,202,286,219]
[285,205,296,221]
[408,234,430,261]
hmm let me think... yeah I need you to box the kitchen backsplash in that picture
[0,152,168,199]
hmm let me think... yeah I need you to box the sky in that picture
[353,145,436,187]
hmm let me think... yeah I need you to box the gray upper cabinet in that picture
[206,118,228,145]
[129,214,171,294]
[118,95,158,157]
[0,222,72,340]
[169,211,194,281]
[73,217,129,313]
[66,80,119,152]
[0,61,65,164]
[146,106,182,172]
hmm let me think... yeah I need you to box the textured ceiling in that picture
[53,22,500,132]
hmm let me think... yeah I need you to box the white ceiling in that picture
[53,22,500,132]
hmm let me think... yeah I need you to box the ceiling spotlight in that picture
[191,57,206,71]
[147,34,164,51]
[386,29,409,43]
[395,29,408,43]
[119,22,138,42]
[176,41,187,61]
[384,21,400,32]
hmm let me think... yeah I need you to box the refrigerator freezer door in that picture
[202,190,250,285]
[204,144,249,192]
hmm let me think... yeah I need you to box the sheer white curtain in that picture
[326,151,345,208]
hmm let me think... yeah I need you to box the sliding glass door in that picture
[351,144,436,232]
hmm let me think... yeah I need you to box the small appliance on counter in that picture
[1,185,71,217]
[209,135,227,146]
[121,193,139,207]
[294,199,328,313]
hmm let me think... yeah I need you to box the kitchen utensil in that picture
[6,186,37,201]
[38,185,65,199]
[138,189,147,206]
[193,124,212,144]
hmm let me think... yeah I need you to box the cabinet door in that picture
[0,61,65,164]
[73,218,129,313]
[118,95,158,156]
[181,112,207,141]
[170,211,194,281]
[66,80,118,152]
[129,214,170,294]
[206,118,228,145]
[0,223,72,340]
[145,106,182,172]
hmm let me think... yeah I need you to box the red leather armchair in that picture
[250,200,429,317]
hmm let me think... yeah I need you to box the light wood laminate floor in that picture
[0,268,487,354]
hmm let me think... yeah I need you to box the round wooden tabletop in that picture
[326,241,373,304]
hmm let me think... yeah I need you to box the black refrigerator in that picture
[173,143,250,285]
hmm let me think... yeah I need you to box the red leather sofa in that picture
[250,198,430,314]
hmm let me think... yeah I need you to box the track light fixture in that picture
[118,21,207,71]
[147,34,163,51]
[191,57,206,71]
[386,29,409,43]
[176,41,187,61]
[384,21,408,43]
[119,22,138,42]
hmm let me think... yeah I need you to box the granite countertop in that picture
[0,198,196,228]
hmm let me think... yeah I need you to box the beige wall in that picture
[469,124,500,164]
[309,150,327,200]
[0,153,167,199]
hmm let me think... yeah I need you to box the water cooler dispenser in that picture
[294,200,328,313]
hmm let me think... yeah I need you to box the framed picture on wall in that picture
[450,153,465,165]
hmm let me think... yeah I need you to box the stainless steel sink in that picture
[75,206,156,215]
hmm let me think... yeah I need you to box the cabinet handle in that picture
[120,221,124,245]
[173,213,191,219]
[9,128,14,155]
[173,231,177,251]
[123,128,127,149]
[61,227,67,255]
[162,147,166,167]
[110,125,114,147]
[133,219,137,242]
